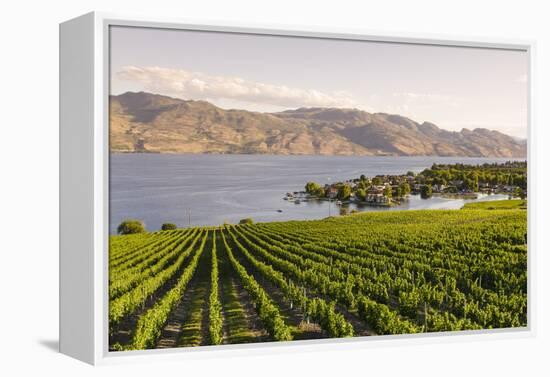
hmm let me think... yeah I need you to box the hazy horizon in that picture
[110,26,529,138]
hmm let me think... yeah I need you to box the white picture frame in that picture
[59,11,536,365]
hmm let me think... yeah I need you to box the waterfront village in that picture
[284,161,527,207]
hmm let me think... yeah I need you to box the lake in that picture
[110,154,520,233]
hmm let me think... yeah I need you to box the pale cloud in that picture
[116,66,361,110]
[391,92,460,109]
[379,92,462,121]
[392,92,452,101]
[114,66,526,137]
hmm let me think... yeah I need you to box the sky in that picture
[110,26,528,138]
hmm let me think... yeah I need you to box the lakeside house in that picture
[324,184,339,199]
[449,180,464,187]
[365,186,389,204]
[301,162,527,206]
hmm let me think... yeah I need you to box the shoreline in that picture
[110,199,527,235]
[109,151,528,159]
[110,155,526,233]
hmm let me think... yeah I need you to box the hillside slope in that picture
[110,91,526,157]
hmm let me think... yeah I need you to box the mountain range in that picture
[110,91,526,157]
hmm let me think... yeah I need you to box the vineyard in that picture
[109,204,527,350]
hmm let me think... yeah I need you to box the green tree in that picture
[420,185,433,199]
[317,186,326,197]
[161,223,177,231]
[468,172,479,191]
[513,174,527,189]
[372,177,383,185]
[117,219,146,235]
[337,184,352,200]
[433,176,446,186]
[305,182,322,195]
[398,182,411,197]
[239,218,254,225]
[383,185,392,199]
[513,187,526,199]
[396,186,403,198]
[356,188,367,201]
[357,180,368,190]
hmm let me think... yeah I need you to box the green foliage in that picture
[221,230,293,341]
[208,231,223,345]
[109,206,526,350]
[383,185,392,199]
[399,182,411,196]
[161,223,177,231]
[462,199,527,210]
[109,230,203,327]
[337,184,352,200]
[395,182,411,198]
[398,290,421,319]
[420,185,433,199]
[248,208,526,332]
[109,229,198,300]
[305,181,323,196]
[317,161,527,203]
[358,297,420,334]
[357,180,368,190]
[239,218,254,225]
[372,177,383,185]
[420,161,527,189]
[227,226,354,338]
[356,188,367,201]
[513,187,526,199]
[130,231,208,349]
[117,219,146,235]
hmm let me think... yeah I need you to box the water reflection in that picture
[110,154,521,232]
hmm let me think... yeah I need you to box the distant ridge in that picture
[110,91,526,157]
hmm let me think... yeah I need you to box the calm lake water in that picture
[110,154,519,233]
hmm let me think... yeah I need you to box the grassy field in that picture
[109,202,527,351]
[462,199,527,210]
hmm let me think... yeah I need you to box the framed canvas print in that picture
[59,12,534,365]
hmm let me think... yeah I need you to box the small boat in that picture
[294,200,301,204]
[277,209,283,213]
